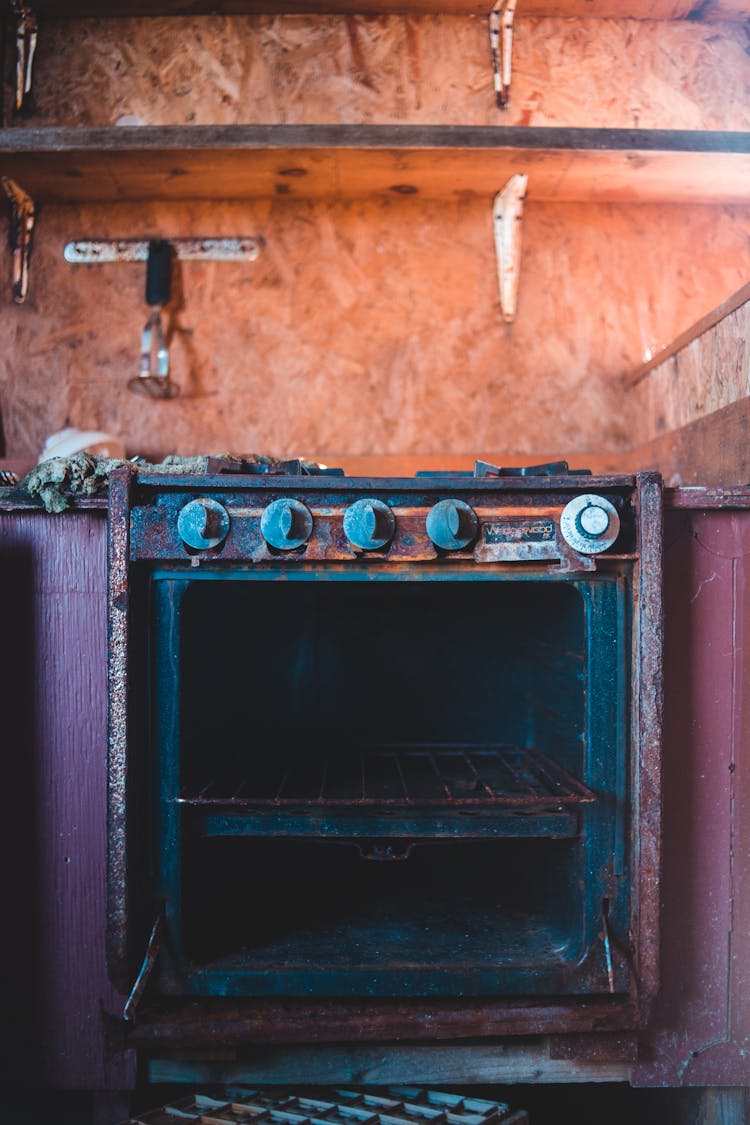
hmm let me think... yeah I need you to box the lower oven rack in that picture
[177,744,595,841]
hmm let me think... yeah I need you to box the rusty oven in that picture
[107,462,662,1053]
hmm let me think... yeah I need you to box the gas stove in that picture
[106,463,662,1072]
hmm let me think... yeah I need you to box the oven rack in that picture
[177,745,595,841]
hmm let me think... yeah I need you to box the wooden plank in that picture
[626,282,750,389]
[4,127,750,204]
[0,512,134,1091]
[2,127,749,203]
[633,512,750,1088]
[147,1043,632,1085]
[626,399,750,487]
[27,0,750,17]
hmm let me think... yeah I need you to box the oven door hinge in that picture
[488,0,517,109]
[124,910,164,1024]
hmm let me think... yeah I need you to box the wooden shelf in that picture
[28,0,750,18]
[2,126,749,204]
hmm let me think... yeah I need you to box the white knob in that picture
[560,494,620,555]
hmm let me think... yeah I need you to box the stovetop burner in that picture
[208,457,592,479]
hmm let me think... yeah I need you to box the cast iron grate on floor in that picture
[127,1087,528,1125]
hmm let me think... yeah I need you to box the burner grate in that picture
[129,1087,527,1125]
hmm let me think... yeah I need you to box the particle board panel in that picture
[15,16,750,132]
[24,0,750,17]
[627,292,750,448]
[628,400,750,488]
[3,128,750,202]
[2,198,749,464]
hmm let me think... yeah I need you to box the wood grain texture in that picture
[25,0,750,15]
[626,281,750,389]
[626,400,750,488]
[148,1043,631,1085]
[632,511,750,1087]
[0,511,134,1091]
[628,298,750,448]
[3,128,750,204]
[12,16,750,131]
[1,199,749,463]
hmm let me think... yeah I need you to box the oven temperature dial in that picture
[343,498,396,551]
[426,499,478,551]
[260,498,313,550]
[560,494,620,554]
[177,498,231,550]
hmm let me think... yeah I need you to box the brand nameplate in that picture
[484,519,556,545]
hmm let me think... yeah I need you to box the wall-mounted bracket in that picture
[11,1,38,114]
[492,172,527,323]
[488,0,517,109]
[2,176,35,304]
[63,238,261,264]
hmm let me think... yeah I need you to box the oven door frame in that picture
[107,468,662,1041]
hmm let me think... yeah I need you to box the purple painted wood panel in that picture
[0,510,134,1091]
[634,510,750,1086]
[4,504,750,1090]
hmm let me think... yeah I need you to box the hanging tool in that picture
[11,2,38,114]
[128,239,179,399]
[2,177,35,304]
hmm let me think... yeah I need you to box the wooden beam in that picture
[627,399,750,487]
[625,281,750,389]
[2,126,749,204]
[147,1043,632,1086]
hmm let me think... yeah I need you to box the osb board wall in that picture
[628,298,750,447]
[12,15,750,130]
[2,199,749,462]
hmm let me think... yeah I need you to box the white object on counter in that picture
[39,426,126,463]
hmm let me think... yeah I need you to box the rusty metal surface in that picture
[127,474,637,568]
[631,472,664,1023]
[109,468,659,1044]
[107,465,133,992]
[128,1087,524,1125]
[179,745,595,810]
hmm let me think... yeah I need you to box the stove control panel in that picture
[133,479,635,570]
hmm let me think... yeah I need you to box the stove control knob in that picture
[426,499,478,551]
[343,498,396,551]
[560,494,620,555]
[177,497,230,550]
[261,498,313,550]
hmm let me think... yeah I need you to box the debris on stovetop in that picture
[8,452,595,513]
[124,1086,528,1125]
[15,452,339,513]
